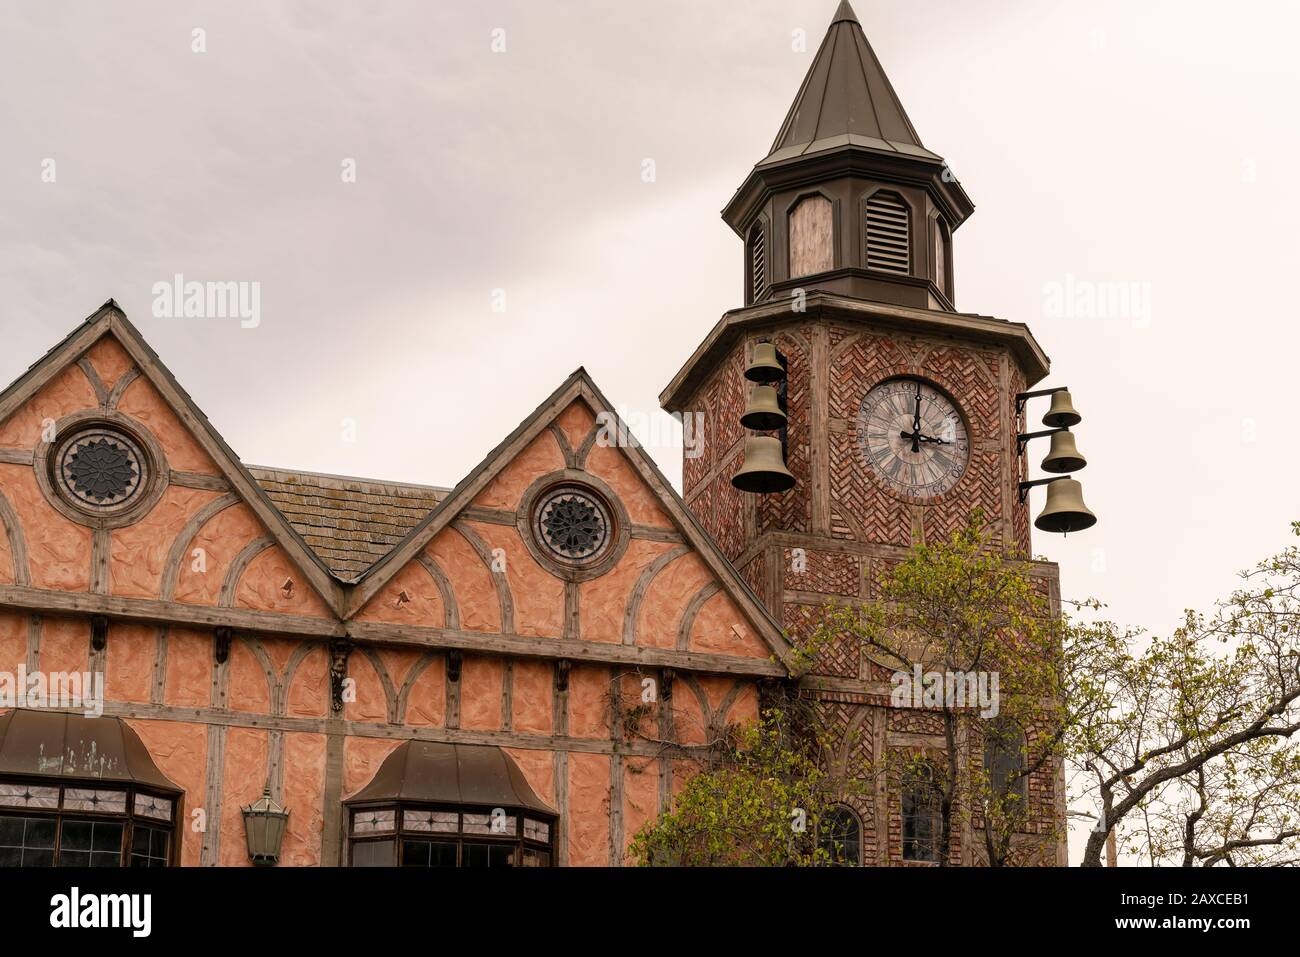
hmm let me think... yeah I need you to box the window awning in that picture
[344,741,556,817]
[0,709,181,793]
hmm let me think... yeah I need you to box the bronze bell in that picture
[739,385,787,431]
[1035,478,1096,534]
[731,435,795,494]
[744,342,785,383]
[1040,429,1086,474]
[1042,389,1082,428]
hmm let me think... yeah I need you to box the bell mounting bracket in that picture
[1016,426,1069,453]
[1018,475,1069,504]
[1015,385,1069,416]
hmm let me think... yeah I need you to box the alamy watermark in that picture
[594,409,706,460]
[151,274,260,328]
[890,664,1000,718]
[1043,274,1151,328]
[0,667,104,717]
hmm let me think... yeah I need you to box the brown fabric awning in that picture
[345,741,556,817]
[0,709,181,793]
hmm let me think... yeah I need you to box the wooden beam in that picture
[346,620,787,678]
[0,584,344,638]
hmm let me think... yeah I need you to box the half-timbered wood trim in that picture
[346,619,786,678]
[76,357,109,407]
[0,448,34,466]
[168,470,230,492]
[452,520,515,635]
[548,422,578,469]
[100,308,345,613]
[218,536,275,607]
[415,554,459,630]
[105,366,140,410]
[161,492,242,600]
[623,545,690,646]
[0,583,344,639]
[0,488,32,586]
[676,581,722,651]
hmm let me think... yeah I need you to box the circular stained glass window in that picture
[55,427,148,512]
[532,485,613,564]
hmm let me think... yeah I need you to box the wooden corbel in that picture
[90,615,109,653]
[329,639,353,713]
[214,627,233,665]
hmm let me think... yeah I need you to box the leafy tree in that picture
[628,707,863,866]
[812,516,1100,865]
[1070,526,1300,867]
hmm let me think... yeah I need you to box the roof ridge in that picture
[246,464,451,495]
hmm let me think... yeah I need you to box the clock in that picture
[856,377,970,499]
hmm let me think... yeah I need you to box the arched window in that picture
[788,194,834,278]
[933,217,950,298]
[817,804,861,866]
[901,761,942,863]
[0,711,181,868]
[864,191,910,275]
[984,721,1029,808]
[748,220,768,302]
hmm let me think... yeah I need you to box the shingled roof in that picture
[247,466,450,581]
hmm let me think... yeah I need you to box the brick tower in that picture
[660,0,1065,865]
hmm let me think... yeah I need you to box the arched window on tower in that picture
[817,804,862,866]
[864,191,910,275]
[933,217,950,299]
[900,760,942,863]
[788,194,834,279]
[984,720,1029,810]
[748,220,768,302]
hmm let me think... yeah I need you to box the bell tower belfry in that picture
[728,0,972,313]
[660,0,1073,865]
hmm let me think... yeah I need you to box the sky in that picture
[3,0,1300,863]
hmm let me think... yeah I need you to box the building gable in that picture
[0,302,343,617]
[350,371,792,673]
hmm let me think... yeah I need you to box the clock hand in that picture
[899,431,949,446]
[911,386,923,453]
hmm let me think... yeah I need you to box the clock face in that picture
[856,378,970,499]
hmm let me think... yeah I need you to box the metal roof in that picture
[0,709,181,793]
[344,741,556,817]
[761,0,942,168]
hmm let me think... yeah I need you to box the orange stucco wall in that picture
[0,337,774,867]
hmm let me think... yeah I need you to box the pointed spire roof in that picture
[761,1,941,167]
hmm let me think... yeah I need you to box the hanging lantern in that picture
[242,786,290,866]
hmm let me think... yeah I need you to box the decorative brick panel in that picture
[785,602,860,679]
[785,547,860,597]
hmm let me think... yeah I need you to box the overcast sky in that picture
[4,0,1300,862]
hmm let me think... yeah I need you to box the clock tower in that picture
[660,0,1067,865]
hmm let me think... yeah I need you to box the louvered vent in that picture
[865,194,910,275]
[750,224,768,300]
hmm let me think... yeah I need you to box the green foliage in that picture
[811,513,1103,866]
[628,708,862,867]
